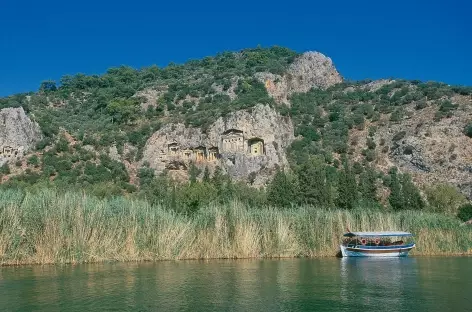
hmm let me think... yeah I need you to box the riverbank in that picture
[0,189,470,265]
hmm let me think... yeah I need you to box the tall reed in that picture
[0,189,470,265]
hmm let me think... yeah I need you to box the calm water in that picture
[0,257,470,311]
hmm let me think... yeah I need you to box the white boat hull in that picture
[340,244,415,257]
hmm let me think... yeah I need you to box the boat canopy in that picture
[343,231,413,237]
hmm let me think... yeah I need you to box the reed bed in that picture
[0,189,470,265]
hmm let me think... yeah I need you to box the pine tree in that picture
[0,163,10,175]
[388,168,425,211]
[401,173,425,210]
[170,184,177,211]
[188,162,201,184]
[336,159,358,209]
[267,169,298,208]
[211,166,231,202]
[388,167,404,210]
[359,165,377,202]
[202,166,210,183]
[297,157,332,207]
[212,166,224,185]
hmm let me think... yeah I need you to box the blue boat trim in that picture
[345,243,415,250]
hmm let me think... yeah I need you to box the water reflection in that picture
[0,258,470,312]
[340,257,419,311]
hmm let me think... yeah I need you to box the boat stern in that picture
[340,245,347,257]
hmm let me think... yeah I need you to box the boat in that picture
[340,231,415,257]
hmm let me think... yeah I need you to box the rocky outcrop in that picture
[142,105,294,186]
[350,94,472,198]
[256,51,343,104]
[0,107,42,165]
[362,79,395,92]
[287,52,343,91]
[211,77,239,101]
[134,86,168,111]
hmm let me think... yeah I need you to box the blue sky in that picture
[0,0,470,96]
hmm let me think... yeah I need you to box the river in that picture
[0,257,470,311]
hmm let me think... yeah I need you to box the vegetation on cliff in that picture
[1,46,472,225]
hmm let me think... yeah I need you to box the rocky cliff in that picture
[0,107,42,166]
[256,51,343,104]
[142,104,294,186]
[345,91,472,199]
[1,46,471,206]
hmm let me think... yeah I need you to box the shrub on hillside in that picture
[366,138,376,150]
[425,183,467,215]
[0,164,10,175]
[457,203,472,222]
[27,155,40,167]
[392,131,406,142]
[463,123,472,138]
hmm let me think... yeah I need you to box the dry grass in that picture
[0,189,470,265]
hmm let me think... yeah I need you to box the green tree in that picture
[425,183,467,214]
[139,173,172,205]
[212,166,224,185]
[107,98,139,123]
[188,163,201,184]
[138,167,155,187]
[359,166,377,202]
[336,159,358,209]
[39,80,57,92]
[388,168,403,211]
[179,182,217,215]
[390,109,403,122]
[389,168,425,211]
[202,166,211,183]
[457,203,472,222]
[27,155,40,167]
[267,169,299,208]
[463,123,472,138]
[401,174,425,210]
[352,113,365,130]
[366,138,376,150]
[364,149,376,162]
[297,157,333,207]
[0,163,10,175]
[54,136,70,153]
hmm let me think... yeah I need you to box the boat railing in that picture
[342,238,412,248]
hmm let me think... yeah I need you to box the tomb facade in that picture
[194,147,206,163]
[208,147,219,161]
[168,142,179,156]
[141,104,296,186]
[248,138,264,156]
[221,129,244,153]
[0,146,23,159]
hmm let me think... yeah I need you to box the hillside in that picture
[1,46,472,219]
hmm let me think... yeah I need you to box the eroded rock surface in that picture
[142,105,294,186]
[0,107,42,165]
[256,51,343,104]
[351,94,472,199]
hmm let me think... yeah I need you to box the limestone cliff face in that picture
[142,105,294,186]
[256,51,343,104]
[346,93,472,199]
[0,107,42,165]
[382,98,472,198]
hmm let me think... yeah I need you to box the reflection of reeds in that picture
[0,189,470,265]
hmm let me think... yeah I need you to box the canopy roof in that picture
[343,231,413,237]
